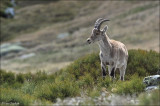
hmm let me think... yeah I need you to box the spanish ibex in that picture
[87,18,128,81]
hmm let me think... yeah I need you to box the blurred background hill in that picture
[0,0,159,73]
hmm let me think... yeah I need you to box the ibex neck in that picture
[98,34,112,54]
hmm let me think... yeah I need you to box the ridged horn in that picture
[94,18,104,29]
[97,19,110,30]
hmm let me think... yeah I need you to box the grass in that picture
[1,1,88,41]
[116,3,159,19]
[138,89,160,105]
[0,49,159,105]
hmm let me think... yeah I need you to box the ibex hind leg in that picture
[110,67,115,78]
[120,65,126,81]
[108,65,111,76]
[110,66,117,81]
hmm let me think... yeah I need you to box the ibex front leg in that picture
[101,62,107,78]
[109,64,117,80]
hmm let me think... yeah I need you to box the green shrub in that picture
[127,49,159,76]
[0,87,35,105]
[23,72,33,81]
[135,67,146,76]
[56,71,76,82]
[0,70,5,84]
[0,71,15,84]
[99,77,111,88]
[115,74,145,95]
[65,53,100,80]
[34,71,48,82]
[16,74,25,83]
[88,87,100,98]
[11,82,23,89]
[23,71,49,82]
[34,80,80,102]
[0,87,51,105]
[79,73,94,88]
[21,82,36,95]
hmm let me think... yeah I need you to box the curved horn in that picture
[94,18,103,29]
[97,19,110,30]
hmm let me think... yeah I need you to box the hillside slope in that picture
[0,49,159,105]
[1,0,159,73]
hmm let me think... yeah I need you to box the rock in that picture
[19,53,35,59]
[53,93,140,105]
[145,86,159,92]
[4,7,15,18]
[57,33,69,39]
[143,75,160,86]
[0,43,26,57]
[143,75,160,92]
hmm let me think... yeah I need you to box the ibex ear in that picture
[102,25,108,33]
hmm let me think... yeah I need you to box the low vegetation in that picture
[139,89,160,105]
[117,3,158,19]
[0,49,159,105]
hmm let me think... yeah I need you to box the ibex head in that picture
[87,18,110,44]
